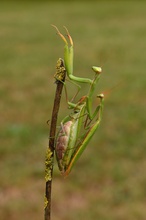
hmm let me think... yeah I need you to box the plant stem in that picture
[44,59,66,220]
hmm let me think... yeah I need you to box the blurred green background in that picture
[0,1,146,220]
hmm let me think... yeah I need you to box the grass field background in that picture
[0,1,146,220]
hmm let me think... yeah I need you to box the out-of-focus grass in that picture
[0,1,146,220]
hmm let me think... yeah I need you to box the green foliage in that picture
[0,1,146,220]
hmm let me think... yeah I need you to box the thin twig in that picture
[44,58,66,220]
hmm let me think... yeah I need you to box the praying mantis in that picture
[52,26,104,176]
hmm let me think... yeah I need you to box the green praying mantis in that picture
[52,26,104,176]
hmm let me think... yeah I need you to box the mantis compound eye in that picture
[92,66,102,74]
[97,93,104,99]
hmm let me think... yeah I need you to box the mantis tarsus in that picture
[53,26,104,176]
